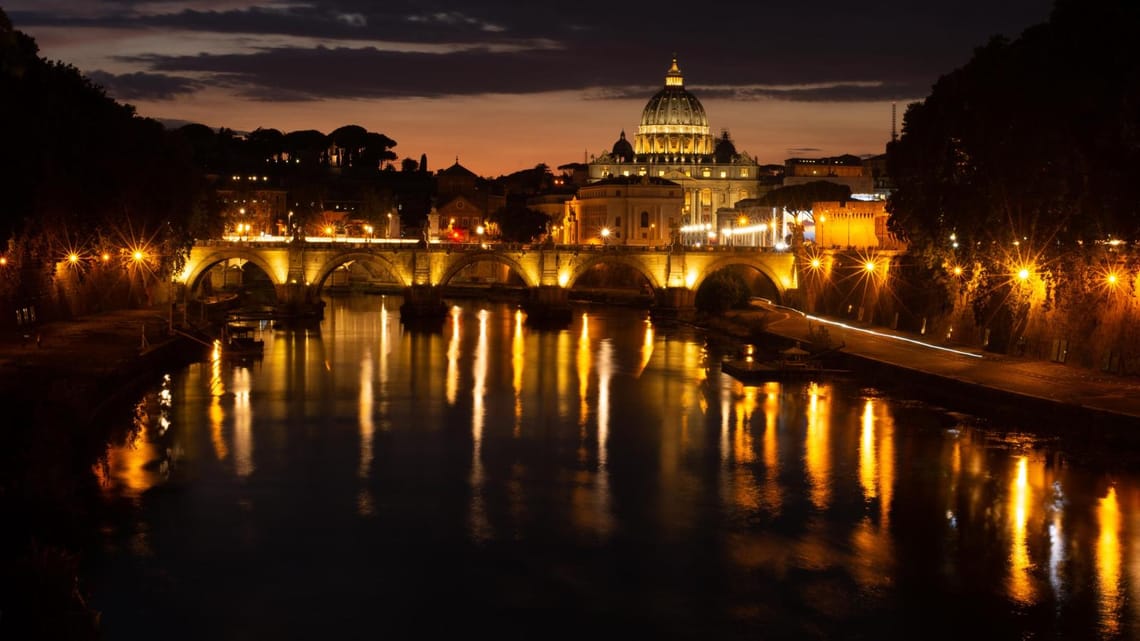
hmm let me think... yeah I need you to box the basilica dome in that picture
[634,57,715,162]
[611,130,634,162]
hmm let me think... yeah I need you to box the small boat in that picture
[221,324,264,358]
[721,343,849,382]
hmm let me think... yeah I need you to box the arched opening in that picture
[701,264,781,305]
[570,260,654,306]
[441,257,528,300]
[316,258,402,296]
[190,258,277,309]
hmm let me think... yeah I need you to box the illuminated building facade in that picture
[558,176,683,245]
[813,200,905,250]
[217,174,287,238]
[589,57,766,227]
[784,155,874,195]
[430,160,506,241]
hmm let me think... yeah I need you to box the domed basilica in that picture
[588,57,764,232]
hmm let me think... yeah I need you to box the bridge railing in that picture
[194,238,791,255]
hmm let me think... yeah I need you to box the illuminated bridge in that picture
[177,239,800,318]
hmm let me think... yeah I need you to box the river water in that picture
[90,296,1140,640]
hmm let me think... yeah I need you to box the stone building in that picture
[812,200,905,250]
[555,176,683,246]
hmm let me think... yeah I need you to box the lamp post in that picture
[601,227,610,246]
[476,224,485,246]
[364,224,374,244]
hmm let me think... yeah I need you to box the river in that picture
[90,295,1140,640]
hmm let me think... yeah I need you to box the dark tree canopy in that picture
[1,10,207,270]
[489,200,550,243]
[757,181,853,220]
[887,0,1140,265]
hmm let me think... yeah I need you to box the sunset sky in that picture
[6,1,1052,177]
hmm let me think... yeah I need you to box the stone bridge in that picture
[177,240,800,317]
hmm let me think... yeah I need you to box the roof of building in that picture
[587,175,680,188]
[611,130,634,162]
[439,159,478,178]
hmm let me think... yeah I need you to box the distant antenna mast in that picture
[891,102,898,142]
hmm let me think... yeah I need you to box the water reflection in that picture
[1098,485,1122,636]
[232,366,253,478]
[1008,456,1034,605]
[761,382,782,514]
[469,307,490,541]
[804,382,832,511]
[94,298,1140,639]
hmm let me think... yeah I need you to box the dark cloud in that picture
[9,0,1054,101]
[86,69,203,100]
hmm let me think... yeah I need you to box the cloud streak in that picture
[9,0,1053,104]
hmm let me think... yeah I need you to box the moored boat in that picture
[720,343,849,382]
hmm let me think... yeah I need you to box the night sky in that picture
[6,1,1052,176]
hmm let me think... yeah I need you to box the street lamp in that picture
[601,227,610,246]
[364,224,374,243]
[476,224,485,246]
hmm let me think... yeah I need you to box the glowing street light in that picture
[864,260,876,273]
[1017,267,1030,281]
[601,227,611,245]
[364,224,373,243]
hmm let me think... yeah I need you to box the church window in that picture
[720,171,727,178]
[740,169,749,178]
[640,212,650,227]
[615,217,622,228]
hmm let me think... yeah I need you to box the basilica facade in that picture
[587,57,768,240]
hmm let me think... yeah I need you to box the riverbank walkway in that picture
[0,308,176,388]
[750,301,1140,426]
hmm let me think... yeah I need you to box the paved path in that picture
[754,302,1140,425]
[0,308,173,383]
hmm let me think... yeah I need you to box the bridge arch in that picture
[310,252,409,292]
[695,255,787,304]
[567,253,663,290]
[182,249,282,291]
[438,251,537,288]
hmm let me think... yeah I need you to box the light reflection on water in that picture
[95,296,1140,639]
